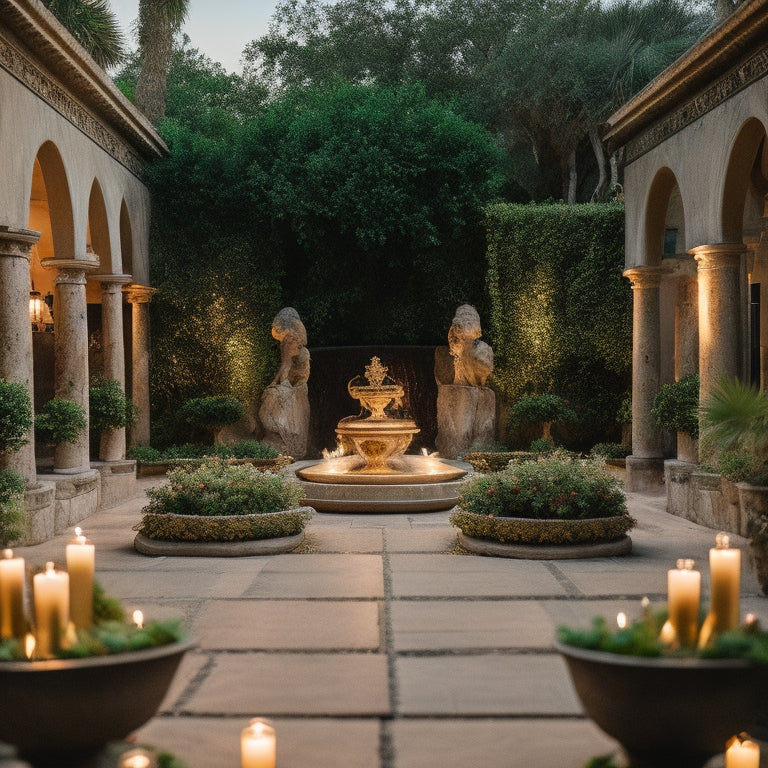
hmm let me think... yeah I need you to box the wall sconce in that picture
[29,288,54,332]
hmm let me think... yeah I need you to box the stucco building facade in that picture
[604,0,768,495]
[0,0,164,541]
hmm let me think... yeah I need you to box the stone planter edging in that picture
[134,531,304,557]
[458,531,632,559]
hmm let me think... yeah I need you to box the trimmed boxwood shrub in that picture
[449,511,635,545]
[651,373,700,438]
[135,509,312,543]
[176,397,246,443]
[89,379,136,433]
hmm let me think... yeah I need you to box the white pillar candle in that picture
[33,562,69,658]
[241,718,276,768]
[66,527,94,630]
[726,734,760,768]
[667,558,700,647]
[0,549,26,640]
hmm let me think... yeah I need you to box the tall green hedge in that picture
[486,202,631,449]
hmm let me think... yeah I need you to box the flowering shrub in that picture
[456,452,627,520]
[143,460,304,517]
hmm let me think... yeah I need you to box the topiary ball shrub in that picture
[0,379,32,454]
[450,452,635,546]
[35,398,87,445]
[89,379,135,433]
[651,373,700,438]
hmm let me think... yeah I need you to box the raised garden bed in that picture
[136,455,291,477]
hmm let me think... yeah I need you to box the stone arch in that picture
[644,166,684,265]
[87,178,111,269]
[722,117,768,243]
[119,199,134,277]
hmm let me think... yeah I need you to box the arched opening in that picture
[721,119,768,386]
[27,144,75,420]
[119,200,134,277]
[644,167,684,265]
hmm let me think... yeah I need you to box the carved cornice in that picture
[624,46,768,164]
[0,36,145,176]
[604,0,768,159]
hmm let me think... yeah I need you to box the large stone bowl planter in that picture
[0,640,194,767]
[134,508,314,557]
[451,511,635,559]
[555,641,765,768]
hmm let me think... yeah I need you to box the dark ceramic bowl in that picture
[0,640,193,767]
[556,641,765,768]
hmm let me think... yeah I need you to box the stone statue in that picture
[435,304,495,458]
[258,308,310,457]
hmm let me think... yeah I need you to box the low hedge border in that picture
[449,510,636,546]
[134,507,314,543]
[136,456,292,477]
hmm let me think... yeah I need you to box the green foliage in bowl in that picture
[456,453,628,520]
[0,582,185,661]
[557,610,768,663]
[143,460,305,517]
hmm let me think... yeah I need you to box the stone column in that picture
[125,284,156,447]
[42,256,99,473]
[0,227,40,484]
[672,257,699,463]
[92,274,132,461]
[690,244,745,407]
[623,266,665,491]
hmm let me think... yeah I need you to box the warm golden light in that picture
[25,633,35,659]
[132,609,144,629]
[616,612,628,629]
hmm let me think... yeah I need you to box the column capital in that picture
[41,256,100,285]
[124,283,157,304]
[623,265,665,288]
[0,227,40,259]
[92,274,133,294]
[688,242,746,269]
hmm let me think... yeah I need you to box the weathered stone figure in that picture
[258,308,310,457]
[435,304,495,458]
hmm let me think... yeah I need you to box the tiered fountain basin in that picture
[296,356,470,512]
[293,456,469,512]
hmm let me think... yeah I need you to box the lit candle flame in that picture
[745,613,756,626]
[616,612,627,629]
[421,447,429,456]
[676,558,695,571]
[716,531,730,549]
[2,548,12,559]
[25,633,36,659]
[44,561,56,576]
[641,596,650,610]
[132,609,144,629]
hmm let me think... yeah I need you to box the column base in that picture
[625,456,666,494]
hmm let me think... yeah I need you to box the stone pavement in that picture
[8,477,768,768]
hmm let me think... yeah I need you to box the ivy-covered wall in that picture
[486,202,631,449]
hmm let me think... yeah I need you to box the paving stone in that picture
[391,718,619,768]
[158,650,209,712]
[184,653,390,716]
[396,653,581,716]
[391,600,555,650]
[242,554,384,598]
[389,554,568,597]
[194,600,381,650]
[135,717,381,768]
[301,526,384,553]
[386,528,458,552]
[94,569,264,600]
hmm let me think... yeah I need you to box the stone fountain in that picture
[294,357,468,512]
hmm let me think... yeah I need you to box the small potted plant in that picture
[450,452,635,558]
[651,373,699,463]
[133,459,312,556]
[34,397,87,448]
[701,378,768,594]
